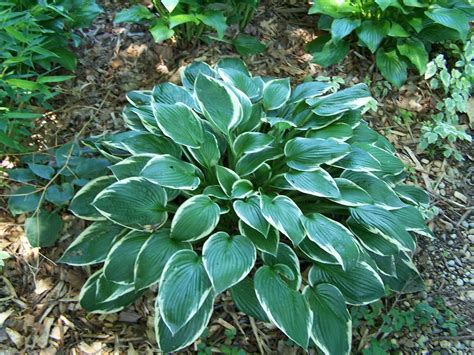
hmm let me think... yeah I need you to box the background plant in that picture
[0,0,102,153]
[419,36,473,161]
[58,59,433,353]
[6,142,110,247]
[307,0,474,87]
[114,0,265,55]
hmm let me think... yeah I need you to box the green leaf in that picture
[307,83,372,116]
[302,213,359,271]
[394,184,429,207]
[348,219,400,255]
[216,165,240,196]
[28,163,55,179]
[149,24,174,43]
[59,221,125,265]
[218,68,262,101]
[233,132,273,157]
[262,243,302,290]
[155,293,214,352]
[152,103,204,148]
[236,147,283,176]
[391,205,434,238]
[8,186,41,215]
[122,133,181,157]
[141,155,201,190]
[70,176,116,220]
[216,58,250,75]
[189,130,221,168]
[329,146,382,172]
[25,211,63,248]
[109,154,153,180]
[312,38,350,67]
[425,8,469,40]
[195,74,242,135]
[254,266,311,349]
[232,34,266,56]
[382,252,424,293]
[45,183,74,205]
[230,278,269,321]
[114,5,154,23]
[308,262,385,305]
[231,179,254,199]
[203,232,256,293]
[285,169,340,198]
[350,205,416,252]
[262,78,291,111]
[329,178,373,207]
[388,22,410,37]
[331,18,361,42]
[260,194,305,246]
[162,0,180,12]
[397,38,428,74]
[169,14,197,28]
[104,231,150,284]
[170,195,220,242]
[198,10,228,38]
[93,177,168,230]
[307,123,353,141]
[7,168,36,183]
[37,75,75,84]
[233,196,270,236]
[375,49,407,88]
[134,229,191,290]
[298,238,339,265]
[304,284,352,355]
[289,81,332,103]
[285,137,351,171]
[355,143,404,175]
[158,250,213,333]
[375,0,398,10]
[357,20,389,53]
[152,82,194,107]
[239,221,279,256]
[181,62,215,90]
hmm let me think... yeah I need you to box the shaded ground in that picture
[0,0,473,353]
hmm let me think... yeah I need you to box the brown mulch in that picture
[1,0,473,353]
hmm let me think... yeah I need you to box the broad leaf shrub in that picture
[307,0,474,87]
[0,0,102,153]
[6,142,110,247]
[61,59,433,353]
[114,1,265,55]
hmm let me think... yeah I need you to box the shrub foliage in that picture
[307,0,474,87]
[61,59,432,353]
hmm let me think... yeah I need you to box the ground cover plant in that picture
[59,58,433,353]
[114,0,265,55]
[0,0,102,153]
[306,0,474,87]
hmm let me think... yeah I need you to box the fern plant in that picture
[60,59,432,353]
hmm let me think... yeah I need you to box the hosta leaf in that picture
[375,49,407,88]
[155,293,214,352]
[307,123,353,141]
[341,171,405,208]
[285,169,340,198]
[109,154,154,180]
[263,78,291,111]
[254,265,311,349]
[216,57,250,75]
[189,130,221,168]
[350,205,416,252]
[260,194,305,246]
[355,143,404,175]
[304,284,352,355]
[425,8,469,40]
[262,243,302,290]
[70,176,116,220]
[289,81,332,103]
[104,231,150,284]
[311,39,350,67]
[239,221,279,256]
[181,62,215,90]
[152,82,195,108]
[302,213,360,271]
[161,0,180,12]
[348,219,400,256]
[357,20,389,53]
[59,221,125,265]
[195,74,242,135]
[170,195,220,242]
[93,177,168,230]
[203,232,256,293]
[122,133,181,157]
[382,252,424,293]
[134,229,191,291]
[285,137,351,171]
[375,0,398,10]
[218,68,262,101]
[236,147,283,176]
[158,250,213,333]
[330,178,373,206]
[141,155,201,190]
[331,18,361,42]
[25,211,63,248]
[394,184,429,207]
[330,146,382,172]
[230,278,269,321]
[233,132,273,157]
[308,262,385,305]
[152,102,204,148]
[233,196,270,236]
[391,205,434,238]
[216,165,240,196]
[231,179,254,199]
[307,84,371,116]
[397,38,428,74]
[298,238,339,265]
[80,270,141,313]
[8,185,41,215]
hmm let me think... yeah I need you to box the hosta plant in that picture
[307,0,474,87]
[60,59,433,353]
